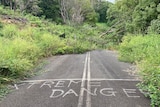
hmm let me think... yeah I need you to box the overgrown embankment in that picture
[0,6,108,90]
[119,34,160,107]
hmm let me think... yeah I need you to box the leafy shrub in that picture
[10,38,41,62]
[25,14,43,27]
[0,85,10,100]
[119,35,152,62]
[119,34,160,107]
[0,37,40,78]
[0,19,95,81]
[0,6,14,15]
[1,24,18,38]
[148,19,160,34]
[53,38,91,54]
[37,33,65,56]
[17,26,36,41]
[138,60,160,107]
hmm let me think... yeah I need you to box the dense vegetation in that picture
[110,0,160,106]
[0,6,108,99]
[0,8,100,80]
[0,0,160,106]
[119,35,160,106]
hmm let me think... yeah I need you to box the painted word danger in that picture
[14,80,143,99]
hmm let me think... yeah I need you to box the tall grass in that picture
[1,24,18,38]
[0,37,38,78]
[119,34,160,107]
[0,13,97,84]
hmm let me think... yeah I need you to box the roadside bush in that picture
[53,39,91,54]
[71,40,90,54]
[37,33,64,56]
[148,19,160,34]
[1,24,18,38]
[0,37,40,78]
[25,14,44,27]
[0,20,95,82]
[119,34,160,107]
[10,38,41,62]
[0,6,14,15]
[17,26,36,41]
[119,34,151,62]
[138,60,160,107]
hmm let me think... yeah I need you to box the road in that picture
[0,50,151,107]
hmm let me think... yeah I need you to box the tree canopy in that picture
[107,0,160,34]
[0,0,159,33]
[0,0,111,25]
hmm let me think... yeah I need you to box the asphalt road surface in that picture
[0,50,151,107]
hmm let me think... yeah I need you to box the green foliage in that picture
[85,10,99,25]
[37,33,64,56]
[38,0,62,22]
[148,19,160,34]
[0,85,10,100]
[107,0,159,35]
[119,35,147,62]
[25,0,42,15]
[0,37,39,78]
[0,5,108,100]
[119,34,160,107]
[0,6,99,82]
[131,0,159,33]
[1,24,18,38]
[0,22,95,79]
[94,1,111,22]
[106,0,138,37]
[0,6,14,15]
